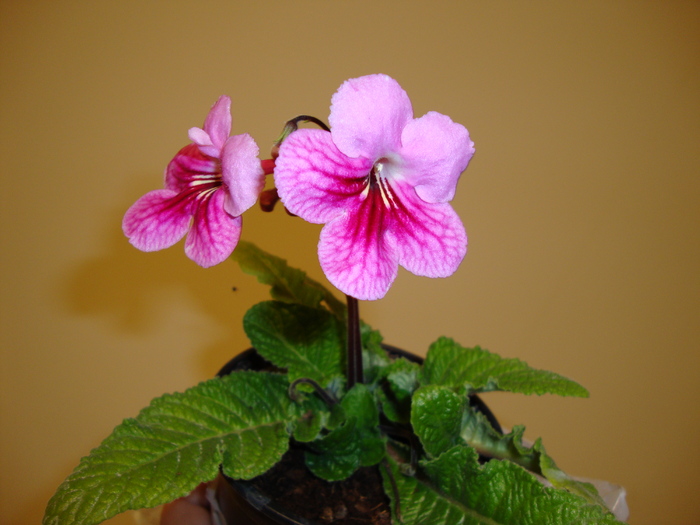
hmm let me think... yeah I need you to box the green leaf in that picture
[411,385,607,509]
[534,439,608,510]
[304,410,361,480]
[304,384,385,481]
[360,325,391,384]
[411,385,465,456]
[291,408,326,443]
[422,337,589,397]
[289,383,335,443]
[44,372,295,525]
[244,301,344,387]
[289,390,333,443]
[377,358,421,424]
[382,446,623,525]
[231,241,345,318]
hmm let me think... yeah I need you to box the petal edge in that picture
[329,74,413,160]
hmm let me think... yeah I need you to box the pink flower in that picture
[274,74,474,300]
[123,96,264,267]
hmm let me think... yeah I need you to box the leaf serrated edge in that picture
[424,337,589,398]
[44,373,295,525]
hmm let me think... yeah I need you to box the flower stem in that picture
[261,158,276,174]
[288,378,338,407]
[271,115,330,158]
[346,295,363,388]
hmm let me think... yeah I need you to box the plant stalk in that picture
[346,295,363,388]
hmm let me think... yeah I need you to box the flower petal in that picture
[329,74,413,160]
[318,202,398,301]
[203,96,232,148]
[274,129,373,224]
[184,188,241,267]
[187,127,214,156]
[387,182,467,278]
[165,144,220,192]
[189,95,232,158]
[399,111,475,203]
[220,133,265,217]
[123,189,192,252]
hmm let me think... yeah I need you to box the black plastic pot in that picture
[213,346,501,525]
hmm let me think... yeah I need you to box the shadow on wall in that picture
[59,186,263,375]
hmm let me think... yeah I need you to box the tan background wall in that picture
[1,2,698,524]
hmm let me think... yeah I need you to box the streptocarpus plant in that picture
[44,74,626,525]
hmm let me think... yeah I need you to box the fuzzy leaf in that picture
[534,439,608,509]
[382,446,623,525]
[304,412,361,480]
[422,337,589,397]
[289,388,333,443]
[291,407,328,443]
[412,385,607,509]
[232,241,345,317]
[360,325,391,384]
[243,301,344,387]
[377,358,422,424]
[44,372,296,525]
[411,385,465,456]
[305,385,385,481]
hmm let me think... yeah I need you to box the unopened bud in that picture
[259,188,280,212]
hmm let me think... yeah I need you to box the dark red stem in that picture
[261,158,276,174]
[346,295,363,389]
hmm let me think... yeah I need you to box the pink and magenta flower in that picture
[123,96,264,267]
[274,74,475,300]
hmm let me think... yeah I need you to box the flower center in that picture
[188,173,222,187]
[183,156,224,195]
[365,158,396,208]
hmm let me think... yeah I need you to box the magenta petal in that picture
[399,111,475,204]
[220,133,265,217]
[318,210,398,301]
[123,189,192,252]
[274,129,373,223]
[187,127,218,158]
[165,144,220,192]
[329,74,413,160]
[184,188,241,267]
[388,182,467,278]
[203,95,232,152]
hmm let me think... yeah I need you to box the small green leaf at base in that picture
[43,371,296,525]
[304,385,385,481]
[376,357,421,424]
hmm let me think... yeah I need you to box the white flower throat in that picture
[361,158,397,208]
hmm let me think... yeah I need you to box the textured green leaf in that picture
[412,385,607,509]
[44,372,296,525]
[342,383,380,428]
[289,388,333,443]
[305,413,361,480]
[291,407,328,443]
[360,325,391,384]
[460,416,606,508]
[422,337,589,397]
[411,385,465,456]
[243,301,344,387]
[376,357,421,424]
[304,385,385,481]
[534,439,607,509]
[231,241,345,318]
[382,446,623,525]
